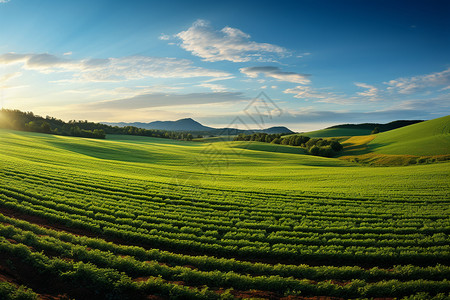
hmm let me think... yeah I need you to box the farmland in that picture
[0,123,449,299]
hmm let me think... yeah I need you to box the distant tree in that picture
[309,145,320,156]
[318,145,335,157]
[25,121,39,132]
[271,138,281,144]
[371,127,380,134]
[41,122,51,133]
[330,140,343,152]
[305,138,319,149]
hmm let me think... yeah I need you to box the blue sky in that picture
[0,0,449,131]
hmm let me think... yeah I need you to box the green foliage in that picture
[235,132,310,146]
[0,109,194,141]
[304,138,343,157]
[235,132,343,157]
[0,282,38,300]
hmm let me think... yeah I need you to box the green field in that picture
[0,127,449,299]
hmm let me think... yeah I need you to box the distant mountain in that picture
[105,118,213,131]
[260,126,293,134]
[106,118,214,132]
[104,119,294,135]
[328,120,424,132]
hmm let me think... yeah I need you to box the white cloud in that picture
[83,92,247,110]
[283,85,327,99]
[0,52,231,81]
[240,66,310,84]
[62,85,184,99]
[197,83,227,92]
[283,85,348,104]
[159,34,171,40]
[0,0,11,3]
[354,82,378,99]
[202,76,235,83]
[174,20,288,62]
[271,85,278,89]
[296,52,311,58]
[63,52,73,56]
[385,67,450,94]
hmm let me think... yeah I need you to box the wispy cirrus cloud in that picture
[158,34,171,41]
[0,72,21,83]
[387,95,450,113]
[240,66,311,84]
[62,85,184,99]
[354,82,379,99]
[83,92,247,110]
[172,20,288,62]
[385,67,450,94]
[0,71,22,92]
[197,83,227,92]
[0,52,231,82]
[283,85,331,100]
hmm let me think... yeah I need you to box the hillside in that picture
[329,120,423,131]
[338,115,450,165]
[368,115,450,156]
[288,120,423,138]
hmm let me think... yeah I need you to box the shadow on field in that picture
[46,139,158,163]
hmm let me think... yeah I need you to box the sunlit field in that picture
[0,128,449,299]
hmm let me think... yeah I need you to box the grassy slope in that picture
[285,128,372,138]
[367,115,450,156]
[1,129,448,199]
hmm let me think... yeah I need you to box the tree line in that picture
[234,133,343,157]
[0,109,193,140]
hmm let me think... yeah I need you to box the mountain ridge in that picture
[103,118,294,134]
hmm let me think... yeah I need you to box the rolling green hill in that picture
[0,127,448,197]
[286,120,423,138]
[368,115,450,156]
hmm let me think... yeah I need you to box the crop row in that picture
[1,224,450,299]
[1,193,449,267]
[1,213,449,283]
[2,174,448,237]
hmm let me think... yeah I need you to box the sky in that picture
[0,0,449,131]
